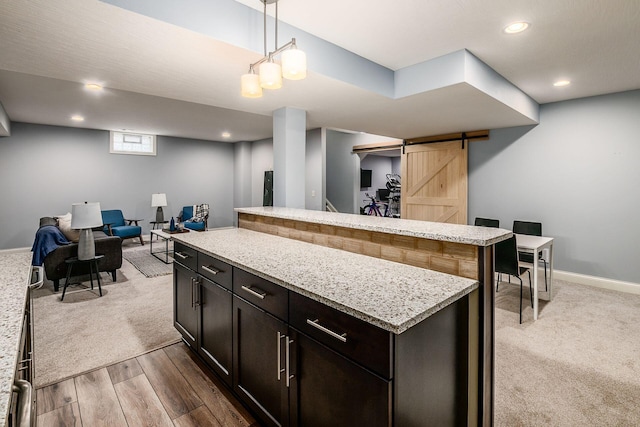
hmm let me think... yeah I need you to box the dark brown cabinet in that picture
[233,295,289,427]
[289,330,391,427]
[174,243,471,427]
[173,262,197,347]
[173,246,233,386]
[199,276,232,386]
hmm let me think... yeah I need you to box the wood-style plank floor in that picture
[36,342,260,427]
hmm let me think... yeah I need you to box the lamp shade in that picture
[259,61,282,89]
[282,48,307,80]
[71,202,103,229]
[241,72,263,98]
[151,193,167,207]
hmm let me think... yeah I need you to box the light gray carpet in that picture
[122,245,173,277]
[32,246,180,388]
[495,278,640,426]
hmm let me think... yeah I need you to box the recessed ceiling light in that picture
[71,115,85,122]
[504,22,529,34]
[553,80,571,87]
[221,132,231,138]
[84,83,103,91]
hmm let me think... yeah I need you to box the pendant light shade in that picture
[282,48,307,80]
[241,71,263,98]
[259,60,282,89]
[241,0,306,98]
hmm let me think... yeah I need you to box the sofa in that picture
[34,216,123,292]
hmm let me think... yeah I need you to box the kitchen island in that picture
[173,209,510,426]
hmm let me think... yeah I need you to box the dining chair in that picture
[513,220,548,291]
[474,217,500,227]
[495,235,532,324]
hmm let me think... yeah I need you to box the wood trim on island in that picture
[238,213,479,280]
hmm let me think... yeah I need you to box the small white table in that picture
[515,234,554,320]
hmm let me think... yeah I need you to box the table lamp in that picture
[71,202,103,261]
[151,193,167,223]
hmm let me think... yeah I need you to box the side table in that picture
[62,255,104,301]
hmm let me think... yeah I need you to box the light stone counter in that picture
[173,228,478,334]
[0,252,32,425]
[236,206,511,246]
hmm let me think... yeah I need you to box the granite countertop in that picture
[0,252,33,425]
[174,228,478,334]
[236,207,511,246]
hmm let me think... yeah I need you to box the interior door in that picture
[401,140,467,224]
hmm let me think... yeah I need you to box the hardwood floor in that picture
[36,342,259,427]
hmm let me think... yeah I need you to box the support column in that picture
[273,107,306,208]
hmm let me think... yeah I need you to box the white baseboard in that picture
[554,270,640,295]
[0,247,30,254]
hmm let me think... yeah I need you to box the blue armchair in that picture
[178,204,208,231]
[101,209,144,245]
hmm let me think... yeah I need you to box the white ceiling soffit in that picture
[2,0,637,141]
[100,0,539,131]
[0,70,272,142]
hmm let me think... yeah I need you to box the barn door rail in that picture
[402,130,489,153]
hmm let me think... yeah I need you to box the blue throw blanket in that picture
[31,225,70,266]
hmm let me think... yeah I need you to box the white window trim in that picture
[109,131,157,156]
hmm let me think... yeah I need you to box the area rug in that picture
[122,246,173,277]
[32,259,181,388]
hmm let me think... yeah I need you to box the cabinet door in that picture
[173,262,197,347]
[198,276,233,386]
[290,330,391,427]
[233,295,289,427]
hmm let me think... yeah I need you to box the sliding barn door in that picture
[401,140,467,224]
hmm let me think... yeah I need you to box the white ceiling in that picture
[0,0,638,142]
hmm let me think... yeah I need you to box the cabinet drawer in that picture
[174,242,198,270]
[233,268,288,321]
[198,253,232,290]
[289,292,392,379]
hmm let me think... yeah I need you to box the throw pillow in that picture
[192,204,209,222]
[56,212,80,242]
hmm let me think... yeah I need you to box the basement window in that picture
[110,131,156,156]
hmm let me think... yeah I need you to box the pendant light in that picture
[240,0,307,98]
[241,66,263,98]
[259,55,283,89]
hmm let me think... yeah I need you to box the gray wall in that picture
[0,122,235,249]
[469,89,640,283]
[305,128,324,211]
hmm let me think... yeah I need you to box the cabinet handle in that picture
[241,285,267,300]
[277,332,285,381]
[195,278,201,307]
[190,277,195,308]
[201,265,220,275]
[12,379,32,427]
[306,319,347,342]
[175,252,188,260]
[286,337,294,387]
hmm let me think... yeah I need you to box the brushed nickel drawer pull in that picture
[12,379,32,427]
[286,337,294,387]
[201,265,220,275]
[175,252,188,259]
[277,332,285,381]
[306,319,347,342]
[241,285,267,300]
